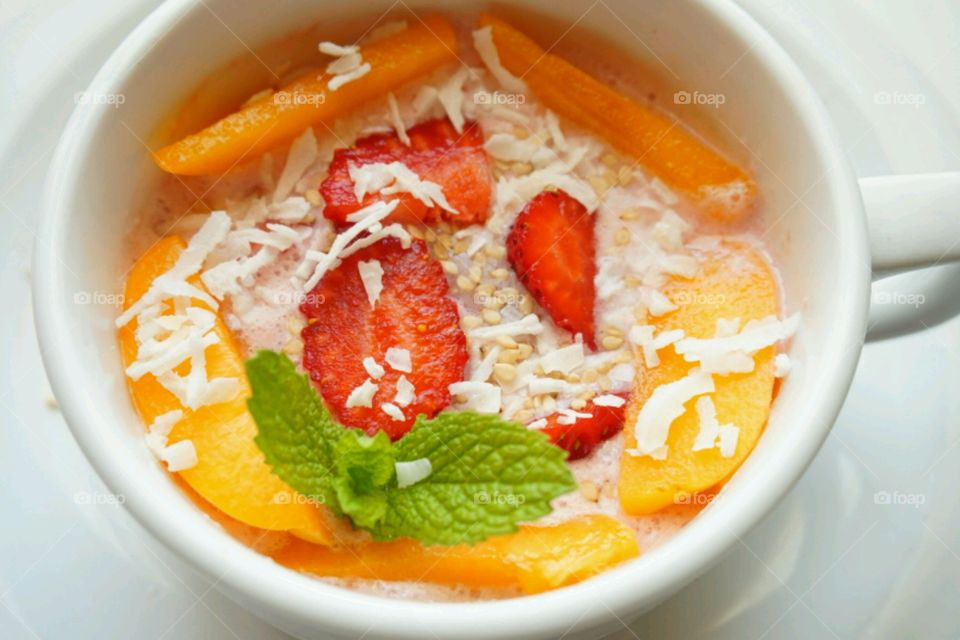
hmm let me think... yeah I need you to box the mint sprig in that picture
[245,351,577,545]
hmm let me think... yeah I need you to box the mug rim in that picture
[32,0,871,637]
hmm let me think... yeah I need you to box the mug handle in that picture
[861,172,960,341]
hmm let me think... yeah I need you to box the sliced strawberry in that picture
[537,397,628,461]
[321,117,491,227]
[507,190,598,348]
[300,237,468,439]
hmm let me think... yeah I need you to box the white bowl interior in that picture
[35,1,869,639]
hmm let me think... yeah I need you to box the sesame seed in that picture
[580,480,600,502]
[498,349,520,364]
[588,175,610,196]
[441,260,459,275]
[304,189,323,206]
[619,208,640,221]
[618,166,633,186]
[598,375,613,391]
[615,227,631,246]
[495,335,517,349]
[485,245,506,259]
[602,335,625,350]
[461,315,483,329]
[456,275,476,292]
[482,309,502,325]
[493,363,517,384]
[491,268,509,280]
[513,409,534,423]
[510,162,534,176]
[571,398,587,410]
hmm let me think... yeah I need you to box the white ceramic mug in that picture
[32,1,960,638]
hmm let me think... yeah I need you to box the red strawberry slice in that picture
[300,237,468,439]
[507,190,598,348]
[321,117,491,227]
[536,396,628,461]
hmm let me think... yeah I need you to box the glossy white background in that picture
[1,1,958,638]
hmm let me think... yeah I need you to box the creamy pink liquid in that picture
[130,10,776,601]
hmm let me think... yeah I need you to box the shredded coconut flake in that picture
[629,326,684,368]
[539,343,584,375]
[470,345,501,383]
[469,313,543,340]
[449,380,501,414]
[592,394,626,408]
[472,26,526,93]
[385,347,412,373]
[381,402,405,421]
[437,67,469,133]
[626,369,714,459]
[349,162,458,214]
[145,409,183,456]
[320,41,370,91]
[117,212,231,327]
[346,379,378,408]
[363,356,385,379]
[395,458,432,488]
[693,396,739,458]
[328,63,371,91]
[674,314,801,375]
[774,353,793,377]
[357,259,384,308]
[274,128,318,202]
[394,375,416,407]
[160,439,198,472]
[385,92,410,145]
[300,200,400,292]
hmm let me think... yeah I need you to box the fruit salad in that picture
[117,13,799,600]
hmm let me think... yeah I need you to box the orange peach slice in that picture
[272,515,639,594]
[618,240,779,514]
[479,14,757,221]
[119,236,332,541]
[154,15,458,175]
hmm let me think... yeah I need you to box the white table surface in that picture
[1,1,958,638]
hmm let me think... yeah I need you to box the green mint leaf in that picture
[247,351,577,546]
[377,411,577,545]
[245,350,344,511]
[332,430,396,529]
